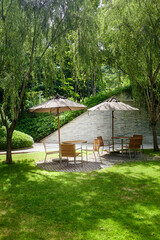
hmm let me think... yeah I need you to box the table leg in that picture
[81,144,83,161]
[121,139,124,156]
[112,138,114,152]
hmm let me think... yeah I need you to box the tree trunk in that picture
[92,72,96,96]
[151,122,159,151]
[5,128,14,164]
[87,78,90,98]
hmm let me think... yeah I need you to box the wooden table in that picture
[62,140,87,144]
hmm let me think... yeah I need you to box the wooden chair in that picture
[43,143,59,163]
[86,138,102,162]
[97,136,113,153]
[133,135,143,149]
[60,143,82,166]
[125,137,142,159]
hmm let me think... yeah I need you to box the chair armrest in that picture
[76,147,81,150]
[103,140,113,146]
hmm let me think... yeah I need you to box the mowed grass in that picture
[0,153,160,240]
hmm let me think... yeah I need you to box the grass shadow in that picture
[0,159,160,239]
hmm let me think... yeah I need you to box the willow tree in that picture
[0,0,85,164]
[102,0,160,151]
[67,0,102,97]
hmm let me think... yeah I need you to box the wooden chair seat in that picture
[60,143,83,166]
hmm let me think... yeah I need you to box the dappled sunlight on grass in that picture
[0,155,160,239]
[0,152,46,163]
[143,149,160,157]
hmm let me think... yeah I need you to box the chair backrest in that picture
[97,136,104,146]
[60,144,76,157]
[133,135,143,145]
[93,138,101,151]
[43,143,47,152]
[43,143,49,153]
[129,137,141,149]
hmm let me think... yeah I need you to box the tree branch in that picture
[0,106,8,128]
[40,9,69,59]
[5,0,13,19]
[16,12,37,120]
[1,0,13,21]
[153,62,160,82]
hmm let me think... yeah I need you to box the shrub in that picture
[0,127,34,150]
[16,113,57,142]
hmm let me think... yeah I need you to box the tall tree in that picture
[68,1,102,97]
[102,0,160,150]
[0,0,85,163]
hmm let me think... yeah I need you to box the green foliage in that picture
[0,0,93,163]
[24,91,43,109]
[0,116,2,128]
[143,149,160,157]
[0,127,33,150]
[101,0,160,150]
[16,113,57,142]
[83,86,131,108]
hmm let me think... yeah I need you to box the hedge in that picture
[0,127,34,150]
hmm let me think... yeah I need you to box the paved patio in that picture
[36,151,151,172]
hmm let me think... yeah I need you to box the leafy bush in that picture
[16,113,57,142]
[0,127,34,150]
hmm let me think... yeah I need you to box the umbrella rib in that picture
[67,106,72,111]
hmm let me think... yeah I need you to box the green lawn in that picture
[0,153,160,240]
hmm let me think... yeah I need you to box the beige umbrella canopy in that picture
[29,94,86,147]
[88,97,139,150]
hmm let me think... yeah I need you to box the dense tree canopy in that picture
[0,0,89,163]
[101,0,160,150]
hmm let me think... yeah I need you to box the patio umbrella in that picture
[88,96,139,150]
[29,94,86,148]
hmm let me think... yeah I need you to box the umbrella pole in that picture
[57,109,61,163]
[112,111,114,151]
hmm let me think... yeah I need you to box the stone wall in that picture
[41,96,160,147]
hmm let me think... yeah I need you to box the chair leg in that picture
[81,157,83,166]
[102,146,104,154]
[67,157,69,166]
[93,151,97,161]
[81,146,83,161]
[86,148,88,161]
[85,146,87,161]
[44,154,47,163]
[98,151,102,163]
